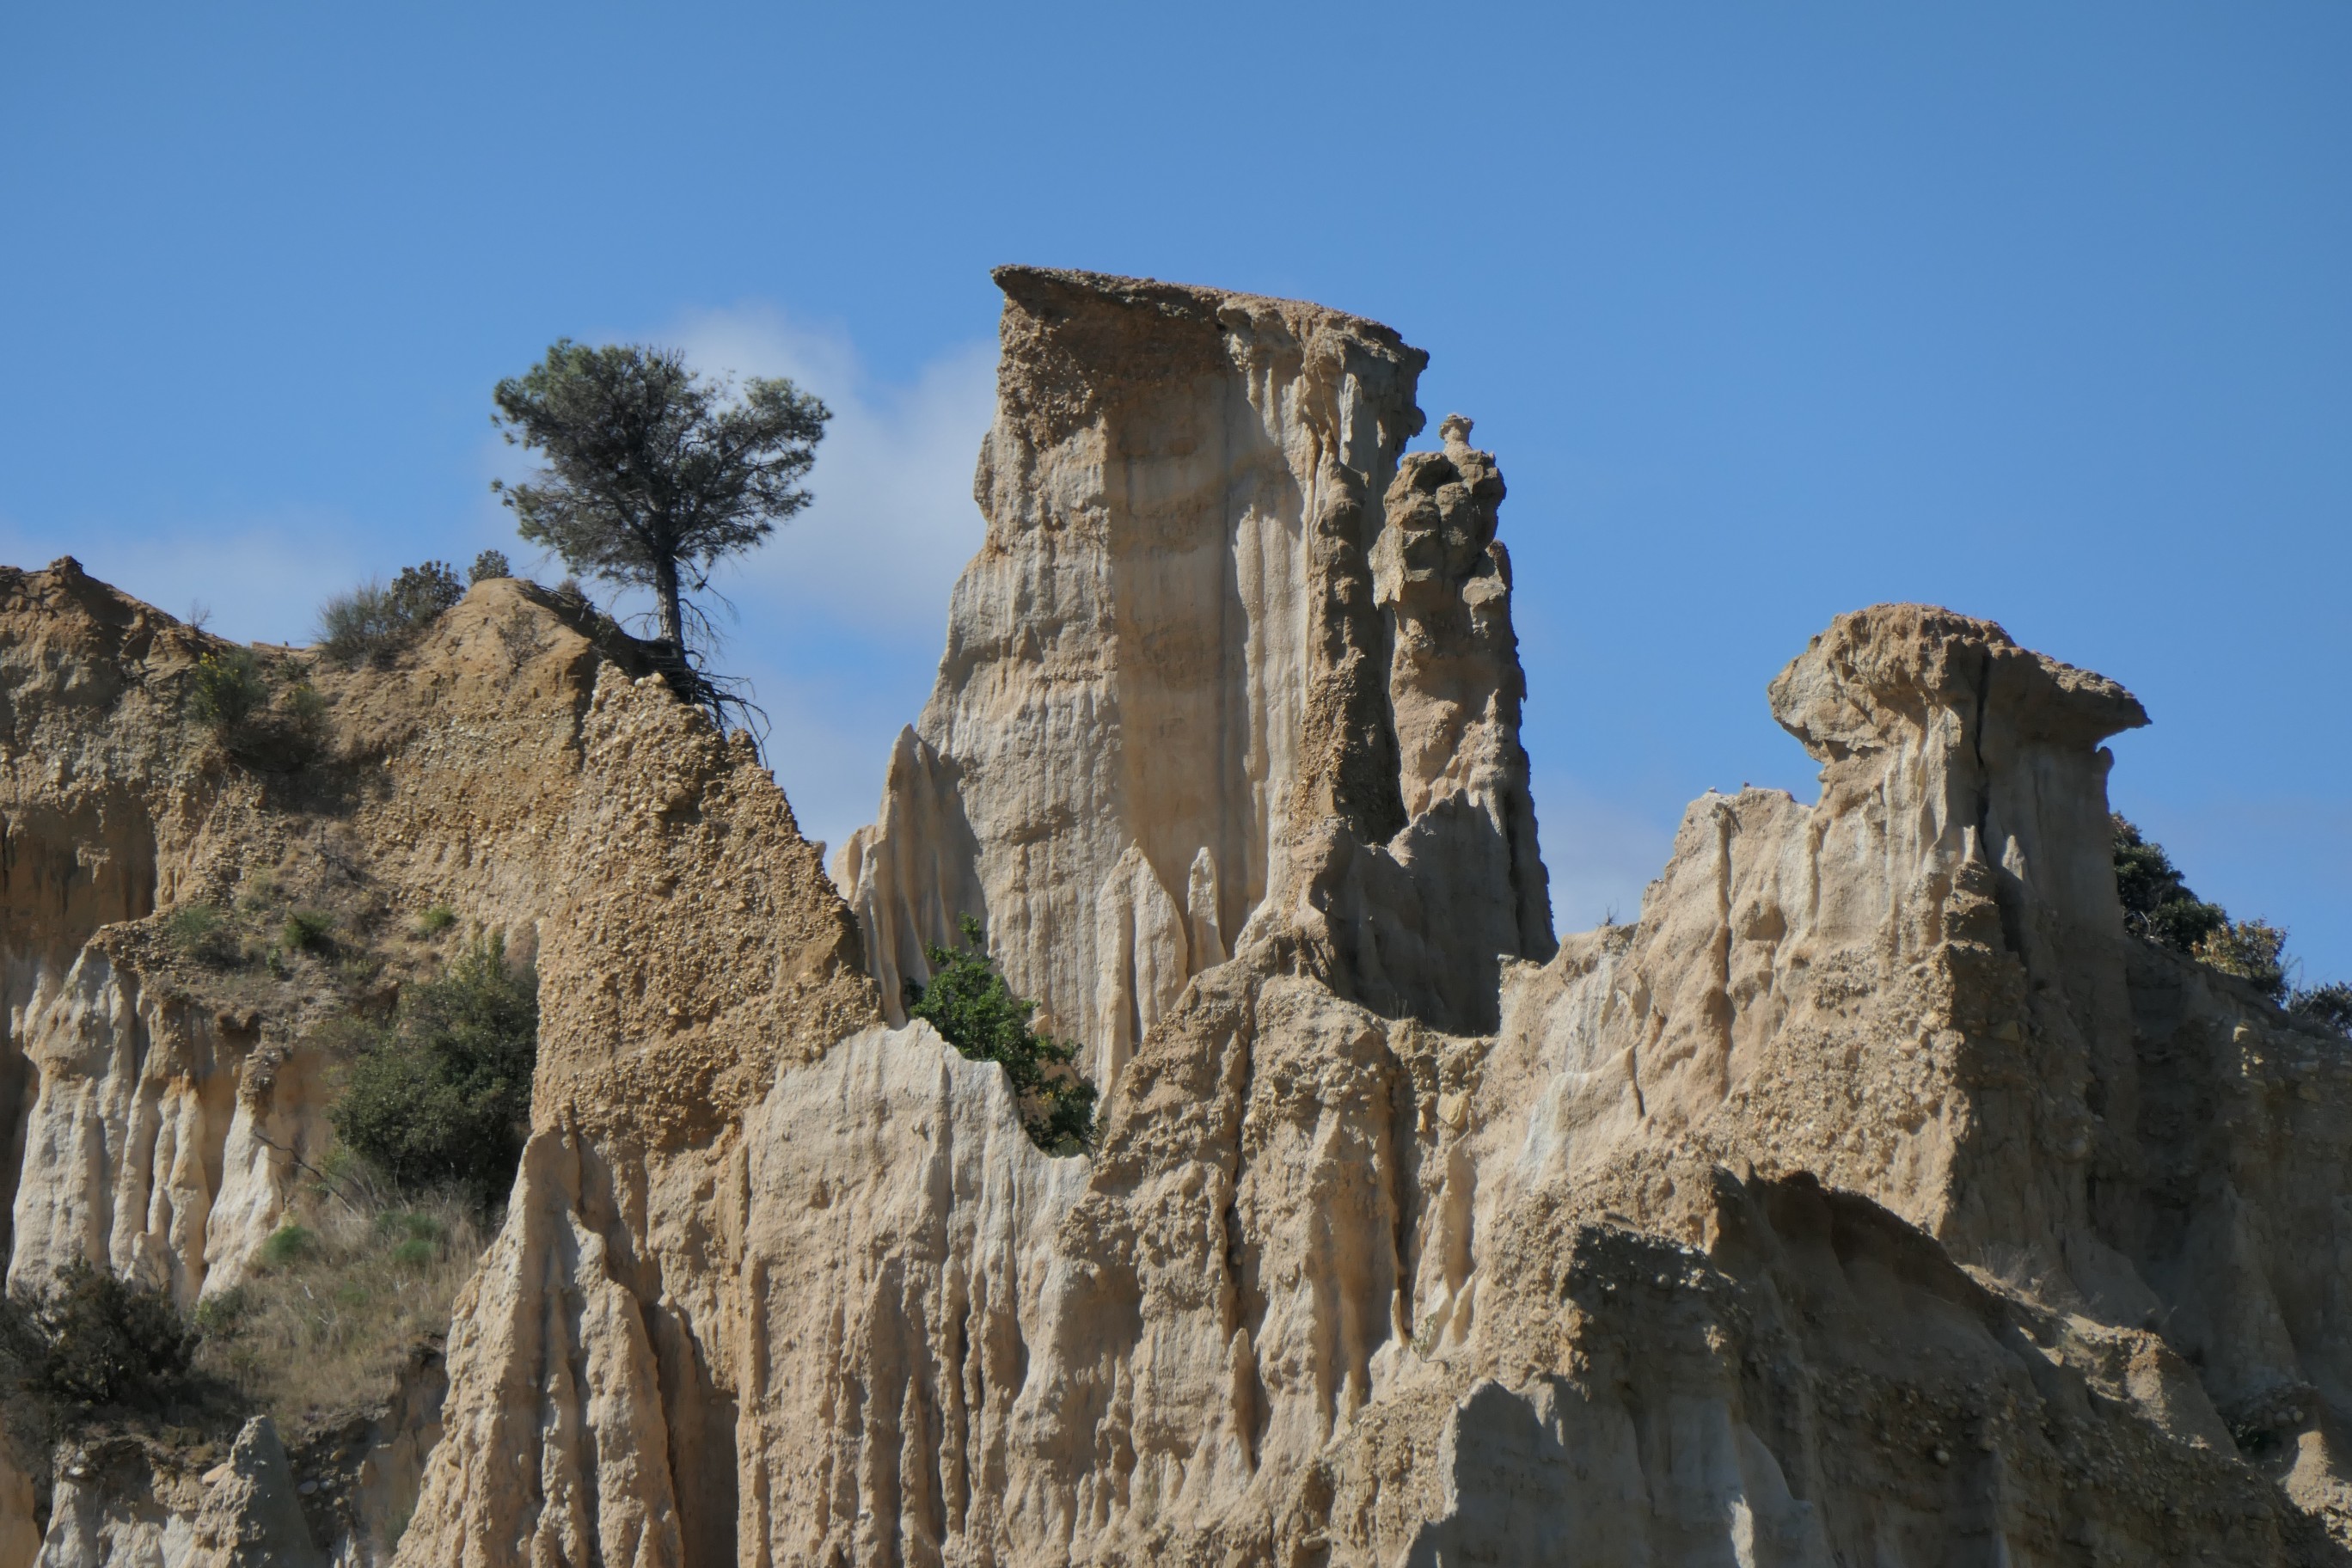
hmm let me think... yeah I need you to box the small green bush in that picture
[317,581,404,667]
[906,915,1097,1155]
[330,935,539,1202]
[317,560,465,669]
[282,681,327,728]
[2116,817,2344,1014]
[468,549,512,585]
[375,1211,444,1246]
[192,1287,249,1339]
[260,1224,315,1268]
[2199,919,2290,1002]
[389,561,464,623]
[0,1262,198,1438]
[163,903,242,966]
[415,903,458,936]
[187,647,269,733]
[282,910,334,954]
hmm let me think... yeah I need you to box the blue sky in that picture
[3,3,2345,978]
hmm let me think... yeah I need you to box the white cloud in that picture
[660,304,996,646]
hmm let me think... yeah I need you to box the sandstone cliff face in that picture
[835,266,1553,1093]
[0,562,625,1310]
[383,271,2352,1567]
[18,268,2352,1566]
[0,563,668,1565]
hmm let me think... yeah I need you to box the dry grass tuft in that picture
[194,1179,484,1433]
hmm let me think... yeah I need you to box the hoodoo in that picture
[835,266,1554,1093]
[5,272,2349,1566]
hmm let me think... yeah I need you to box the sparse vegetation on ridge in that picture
[490,339,830,739]
[2114,813,2345,1028]
[182,644,330,771]
[187,647,269,732]
[907,915,1098,1155]
[315,559,465,668]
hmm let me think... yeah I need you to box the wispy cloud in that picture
[661,304,995,646]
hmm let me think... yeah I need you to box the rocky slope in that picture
[399,270,2352,1566]
[9,266,2352,1565]
[0,564,678,1565]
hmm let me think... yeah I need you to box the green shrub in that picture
[375,1211,444,1247]
[906,915,1096,1155]
[468,549,512,585]
[415,903,458,936]
[317,580,405,667]
[317,560,465,669]
[0,1262,198,1438]
[164,903,242,966]
[389,561,463,623]
[2116,817,2340,1011]
[187,647,269,732]
[282,910,334,954]
[282,681,327,729]
[260,1224,315,1268]
[2292,983,2352,1037]
[330,935,539,1201]
[192,1286,249,1338]
[2112,816,2229,953]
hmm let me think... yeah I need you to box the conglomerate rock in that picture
[9,268,2352,1565]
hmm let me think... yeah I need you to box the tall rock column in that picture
[1260,413,1553,1032]
[836,267,1424,1083]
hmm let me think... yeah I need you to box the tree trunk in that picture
[653,553,684,655]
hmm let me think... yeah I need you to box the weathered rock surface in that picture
[835,267,1553,1093]
[15,268,2352,1565]
[0,563,664,1562]
[383,272,2352,1566]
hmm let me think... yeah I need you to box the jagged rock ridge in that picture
[7,268,2351,1566]
[392,270,2352,1566]
[0,565,690,1565]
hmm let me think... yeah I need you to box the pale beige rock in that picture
[22,277,2352,1565]
[0,564,636,1308]
[0,1443,36,1568]
[836,268,1554,1063]
[0,563,664,1559]
[395,281,2352,1565]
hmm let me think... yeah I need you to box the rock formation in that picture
[9,268,2352,1565]
[0,562,677,1564]
[834,267,1554,1093]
